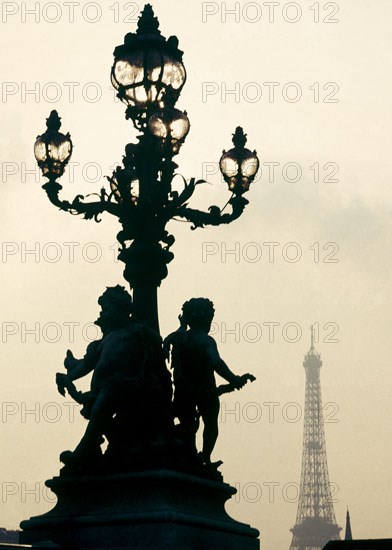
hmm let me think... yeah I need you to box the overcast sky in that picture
[1,1,392,548]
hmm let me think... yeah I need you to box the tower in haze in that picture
[289,327,341,550]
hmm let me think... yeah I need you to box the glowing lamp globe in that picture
[111,4,186,126]
[219,127,259,195]
[34,110,72,181]
[148,107,190,155]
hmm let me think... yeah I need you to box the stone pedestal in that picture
[21,469,259,549]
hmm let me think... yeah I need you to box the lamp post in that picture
[33,3,260,334]
[25,6,262,547]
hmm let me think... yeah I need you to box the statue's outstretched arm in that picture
[206,336,256,390]
[65,342,101,381]
[207,338,241,386]
[66,358,94,382]
[57,343,101,398]
[214,358,242,386]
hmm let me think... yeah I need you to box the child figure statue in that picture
[56,285,172,472]
[164,298,255,469]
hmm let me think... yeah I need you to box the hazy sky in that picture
[1,1,392,548]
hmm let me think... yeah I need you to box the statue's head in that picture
[95,285,133,333]
[182,298,215,332]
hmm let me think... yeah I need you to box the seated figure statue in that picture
[164,298,255,469]
[56,285,172,472]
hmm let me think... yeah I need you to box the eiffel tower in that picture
[289,327,341,550]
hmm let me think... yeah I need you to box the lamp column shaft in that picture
[119,238,168,336]
[132,282,159,334]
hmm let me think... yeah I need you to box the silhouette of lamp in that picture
[109,171,140,205]
[220,127,259,195]
[33,4,260,333]
[148,103,190,156]
[34,110,72,184]
[111,3,186,129]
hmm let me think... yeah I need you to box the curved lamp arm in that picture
[42,181,121,222]
[174,194,249,230]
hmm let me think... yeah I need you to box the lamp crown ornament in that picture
[45,109,62,133]
[232,126,247,148]
[136,4,161,36]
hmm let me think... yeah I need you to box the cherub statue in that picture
[56,285,172,471]
[164,298,255,468]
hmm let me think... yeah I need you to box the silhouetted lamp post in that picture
[33,4,259,333]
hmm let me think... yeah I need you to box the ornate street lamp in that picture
[111,3,186,128]
[25,7,262,547]
[220,126,260,195]
[34,110,72,182]
[33,4,260,333]
[110,173,140,205]
[148,105,190,155]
